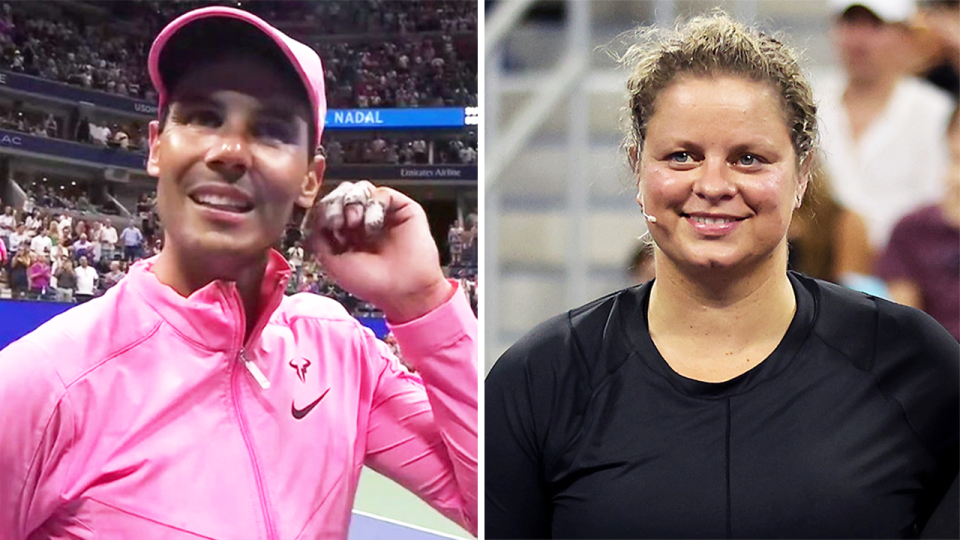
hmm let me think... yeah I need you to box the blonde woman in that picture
[486,13,958,538]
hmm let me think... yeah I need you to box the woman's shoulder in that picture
[803,275,958,439]
[808,275,957,362]
[489,286,648,388]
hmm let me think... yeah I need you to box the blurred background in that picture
[484,0,959,371]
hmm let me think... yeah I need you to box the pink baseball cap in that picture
[147,6,326,142]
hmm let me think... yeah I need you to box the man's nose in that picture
[205,133,252,182]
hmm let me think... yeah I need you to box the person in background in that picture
[71,232,94,262]
[297,271,321,294]
[119,221,142,262]
[787,160,873,284]
[286,239,304,287]
[73,255,97,303]
[23,210,41,236]
[7,224,28,259]
[27,253,50,299]
[9,247,30,300]
[818,0,953,250]
[0,206,15,250]
[45,221,60,257]
[448,219,463,268]
[877,106,960,340]
[54,257,77,303]
[101,260,126,291]
[100,219,118,262]
[29,228,52,259]
[0,227,7,269]
[88,220,103,263]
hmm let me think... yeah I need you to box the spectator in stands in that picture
[101,260,126,291]
[24,209,42,235]
[7,223,28,254]
[297,271,321,294]
[73,255,97,303]
[76,116,91,143]
[818,0,954,250]
[45,220,61,257]
[27,252,50,299]
[0,206,15,249]
[89,121,111,146]
[72,232,94,262]
[287,240,304,287]
[447,219,463,267]
[120,221,142,262]
[54,256,76,302]
[29,227,52,257]
[43,114,57,138]
[9,246,29,299]
[100,219,117,261]
[877,106,960,340]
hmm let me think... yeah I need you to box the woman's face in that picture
[637,75,805,273]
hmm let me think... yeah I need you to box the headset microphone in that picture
[642,211,658,223]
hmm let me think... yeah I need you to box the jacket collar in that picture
[126,249,292,352]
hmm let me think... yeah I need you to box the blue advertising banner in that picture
[325,108,471,129]
[0,70,158,116]
[0,129,146,170]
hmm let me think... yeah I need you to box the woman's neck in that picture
[647,247,797,381]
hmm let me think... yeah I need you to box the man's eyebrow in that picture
[170,93,220,109]
[258,102,309,123]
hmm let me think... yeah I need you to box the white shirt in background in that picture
[30,234,51,256]
[75,266,98,295]
[0,214,15,235]
[816,74,953,250]
[101,225,118,246]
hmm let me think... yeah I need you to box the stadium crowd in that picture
[324,132,478,165]
[0,193,479,318]
[0,0,477,108]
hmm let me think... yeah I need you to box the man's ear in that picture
[297,154,325,208]
[147,120,161,178]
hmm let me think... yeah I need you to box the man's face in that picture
[832,7,909,82]
[147,54,323,265]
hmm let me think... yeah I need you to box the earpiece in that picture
[639,195,657,223]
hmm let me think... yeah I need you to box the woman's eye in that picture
[668,152,692,163]
[738,154,760,166]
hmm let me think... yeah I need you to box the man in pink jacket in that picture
[0,7,477,540]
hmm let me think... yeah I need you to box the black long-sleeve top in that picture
[485,273,959,539]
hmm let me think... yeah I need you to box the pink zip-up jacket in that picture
[0,251,478,539]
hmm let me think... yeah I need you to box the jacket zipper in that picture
[242,348,270,389]
[231,358,279,540]
[226,283,280,540]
